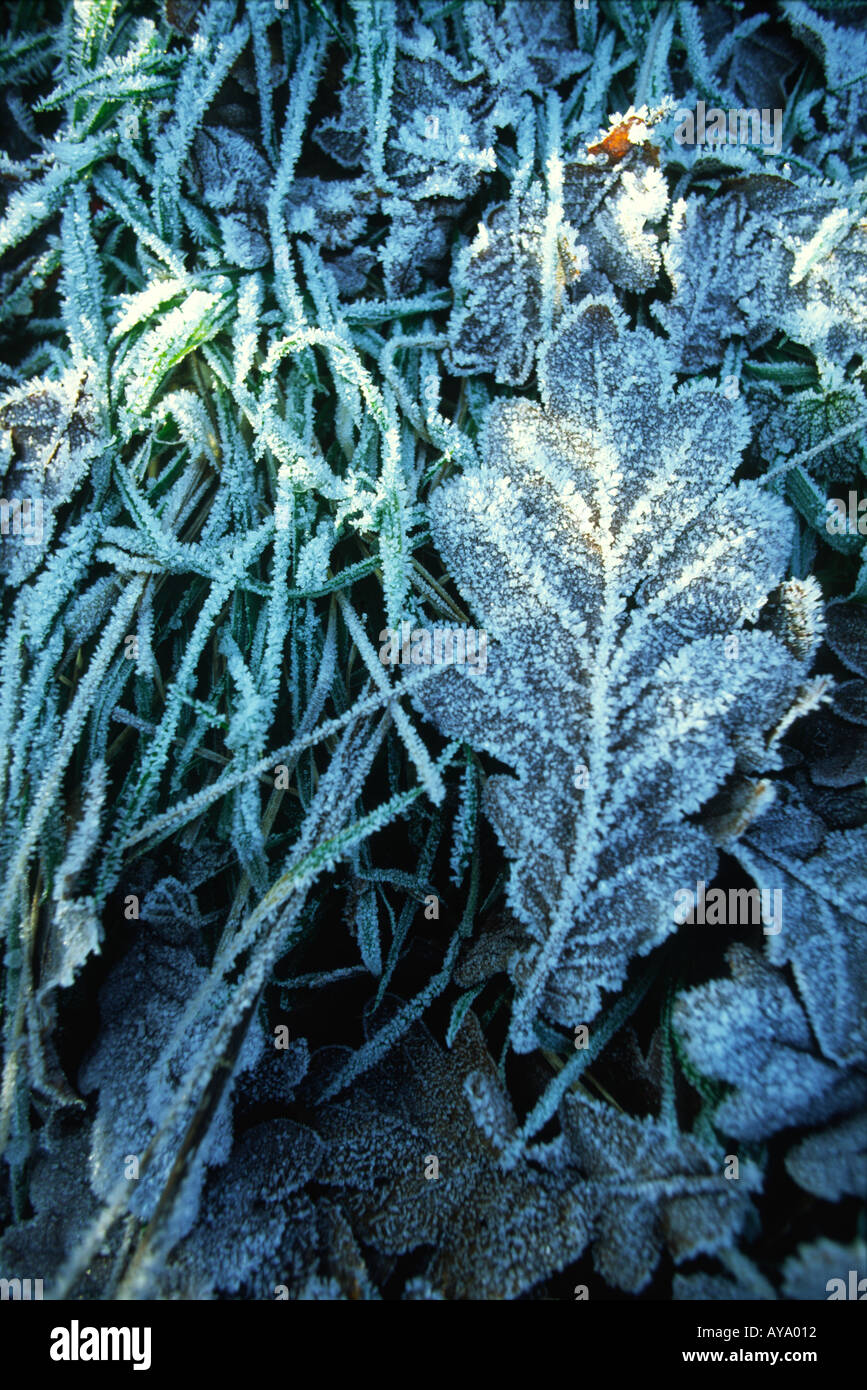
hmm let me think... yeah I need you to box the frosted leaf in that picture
[795,773,867,837]
[446,183,589,385]
[729,783,825,859]
[0,1121,109,1298]
[783,1,867,145]
[235,1037,309,1114]
[314,22,498,198]
[724,16,800,112]
[562,142,669,293]
[754,377,867,484]
[312,62,368,170]
[218,210,269,269]
[114,278,233,418]
[379,196,456,298]
[781,1237,867,1301]
[314,19,500,295]
[734,815,867,1067]
[352,883,382,976]
[294,520,336,591]
[561,1095,759,1294]
[834,680,867,725]
[415,296,816,1048]
[654,190,773,372]
[673,946,867,1142]
[452,915,527,988]
[385,35,497,204]
[0,367,102,581]
[79,923,264,1238]
[449,757,479,888]
[312,1005,756,1298]
[322,246,378,299]
[190,125,271,214]
[314,1012,592,1300]
[464,0,589,99]
[139,875,204,946]
[655,176,867,372]
[799,703,867,788]
[785,1112,867,1201]
[462,1064,517,1153]
[169,1120,325,1297]
[378,29,503,295]
[285,177,377,253]
[189,125,271,268]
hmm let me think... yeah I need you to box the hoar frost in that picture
[416,295,823,1051]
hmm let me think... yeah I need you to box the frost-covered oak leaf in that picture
[674,945,867,1142]
[446,183,588,386]
[464,0,589,101]
[415,296,819,1050]
[561,1094,760,1294]
[655,174,867,372]
[313,1011,592,1300]
[733,798,867,1067]
[563,123,669,294]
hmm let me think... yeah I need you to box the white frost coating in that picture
[417,295,821,1050]
[654,174,867,371]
